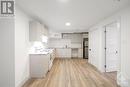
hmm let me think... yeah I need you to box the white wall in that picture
[88,5,130,87]
[0,18,15,87]
[15,8,31,87]
[120,7,130,86]
[0,7,31,87]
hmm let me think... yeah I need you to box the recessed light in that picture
[65,22,71,26]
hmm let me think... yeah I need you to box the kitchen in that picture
[0,0,130,87]
[29,21,89,78]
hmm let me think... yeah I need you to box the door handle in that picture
[116,51,118,54]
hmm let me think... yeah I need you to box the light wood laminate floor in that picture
[23,59,119,87]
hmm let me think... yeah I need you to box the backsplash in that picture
[29,41,47,53]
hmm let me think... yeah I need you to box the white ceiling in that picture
[16,0,130,33]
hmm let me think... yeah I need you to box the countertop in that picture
[29,49,54,55]
[49,47,83,49]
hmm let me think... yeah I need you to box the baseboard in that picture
[17,77,31,87]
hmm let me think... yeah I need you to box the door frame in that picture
[104,20,121,72]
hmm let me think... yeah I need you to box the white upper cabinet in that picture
[29,21,48,42]
[49,32,62,39]
[41,24,48,36]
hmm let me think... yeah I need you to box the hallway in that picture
[23,59,118,87]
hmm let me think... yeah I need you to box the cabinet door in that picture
[56,49,71,58]
[55,49,62,57]
[49,32,62,38]
[29,21,48,41]
[65,49,71,58]
[78,49,83,58]
[30,54,50,78]
[29,21,42,41]
[41,25,48,36]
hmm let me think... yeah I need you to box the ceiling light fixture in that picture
[65,22,71,26]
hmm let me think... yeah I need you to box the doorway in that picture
[83,38,89,59]
[104,21,120,72]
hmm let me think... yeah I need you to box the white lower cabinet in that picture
[30,54,50,78]
[55,48,83,58]
[49,50,55,71]
[30,50,55,78]
[56,48,71,58]
[71,48,83,58]
[78,48,83,58]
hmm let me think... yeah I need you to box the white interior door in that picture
[105,22,120,72]
[89,29,100,67]
[88,31,94,64]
